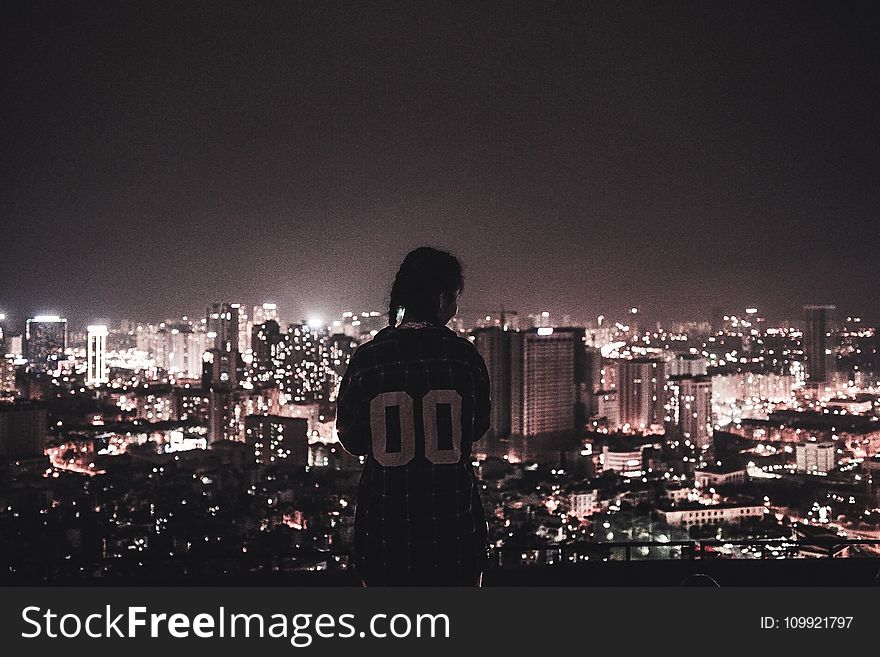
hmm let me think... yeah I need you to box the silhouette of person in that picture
[337,247,491,586]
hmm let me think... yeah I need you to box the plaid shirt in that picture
[336,324,491,585]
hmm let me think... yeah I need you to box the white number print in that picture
[369,391,415,467]
[422,389,462,464]
[369,390,463,467]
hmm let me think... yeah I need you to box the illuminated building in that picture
[568,487,598,519]
[206,302,239,354]
[472,326,513,439]
[281,321,327,404]
[511,328,577,437]
[658,502,765,527]
[1,356,17,396]
[0,313,6,353]
[711,370,795,426]
[803,304,836,385]
[129,386,174,421]
[25,315,67,372]
[174,387,210,422]
[86,324,109,385]
[324,333,358,402]
[233,304,252,363]
[669,353,707,377]
[0,401,47,460]
[244,414,309,466]
[795,441,836,474]
[202,348,238,390]
[6,335,23,358]
[150,325,205,378]
[252,302,278,326]
[337,311,384,342]
[615,357,666,433]
[601,444,644,476]
[677,375,713,449]
[474,326,583,438]
[251,319,283,384]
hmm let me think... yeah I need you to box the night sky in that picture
[2,1,879,329]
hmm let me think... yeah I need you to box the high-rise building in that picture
[511,328,577,437]
[670,353,708,377]
[803,304,836,385]
[206,302,239,354]
[615,357,667,433]
[6,335,23,359]
[234,304,252,363]
[677,375,713,449]
[1,356,17,395]
[325,333,358,402]
[86,324,109,385]
[0,313,6,354]
[473,326,583,438]
[282,321,327,404]
[25,316,67,372]
[472,327,513,439]
[251,320,284,384]
[253,303,278,327]
[158,325,204,379]
[202,348,238,389]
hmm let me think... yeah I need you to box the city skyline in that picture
[0,298,858,335]
[3,2,880,326]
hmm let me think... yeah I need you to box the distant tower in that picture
[206,302,239,354]
[253,303,278,326]
[472,326,513,439]
[511,328,577,436]
[803,305,836,385]
[86,325,109,385]
[677,375,713,449]
[25,315,67,373]
[251,319,284,384]
[616,357,667,433]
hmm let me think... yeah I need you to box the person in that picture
[336,246,491,586]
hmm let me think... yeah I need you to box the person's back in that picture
[336,247,491,586]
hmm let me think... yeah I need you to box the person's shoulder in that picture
[441,329,486,363]
[346,327,397,368]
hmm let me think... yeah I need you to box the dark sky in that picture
[2,1,879,329]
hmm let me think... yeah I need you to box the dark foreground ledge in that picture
[3,559,880,587]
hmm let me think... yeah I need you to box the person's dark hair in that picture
[388,247,464,327]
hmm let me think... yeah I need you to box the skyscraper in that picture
[206,302,239,354]
[677,375,713,449]
[510,328,577,437]
[86,324,109,385]
[803,304,836,385]
[472,326,513,439]
[25,315,67,372]
[615,357,667,433]
[253,302,278,327]
[473,326,583,439]
[282,321,327,403]
[251,319,284,384]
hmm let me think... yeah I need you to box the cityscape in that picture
[3,2,879,588]
[2,300,879,583]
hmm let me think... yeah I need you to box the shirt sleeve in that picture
[336,352,371,456]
